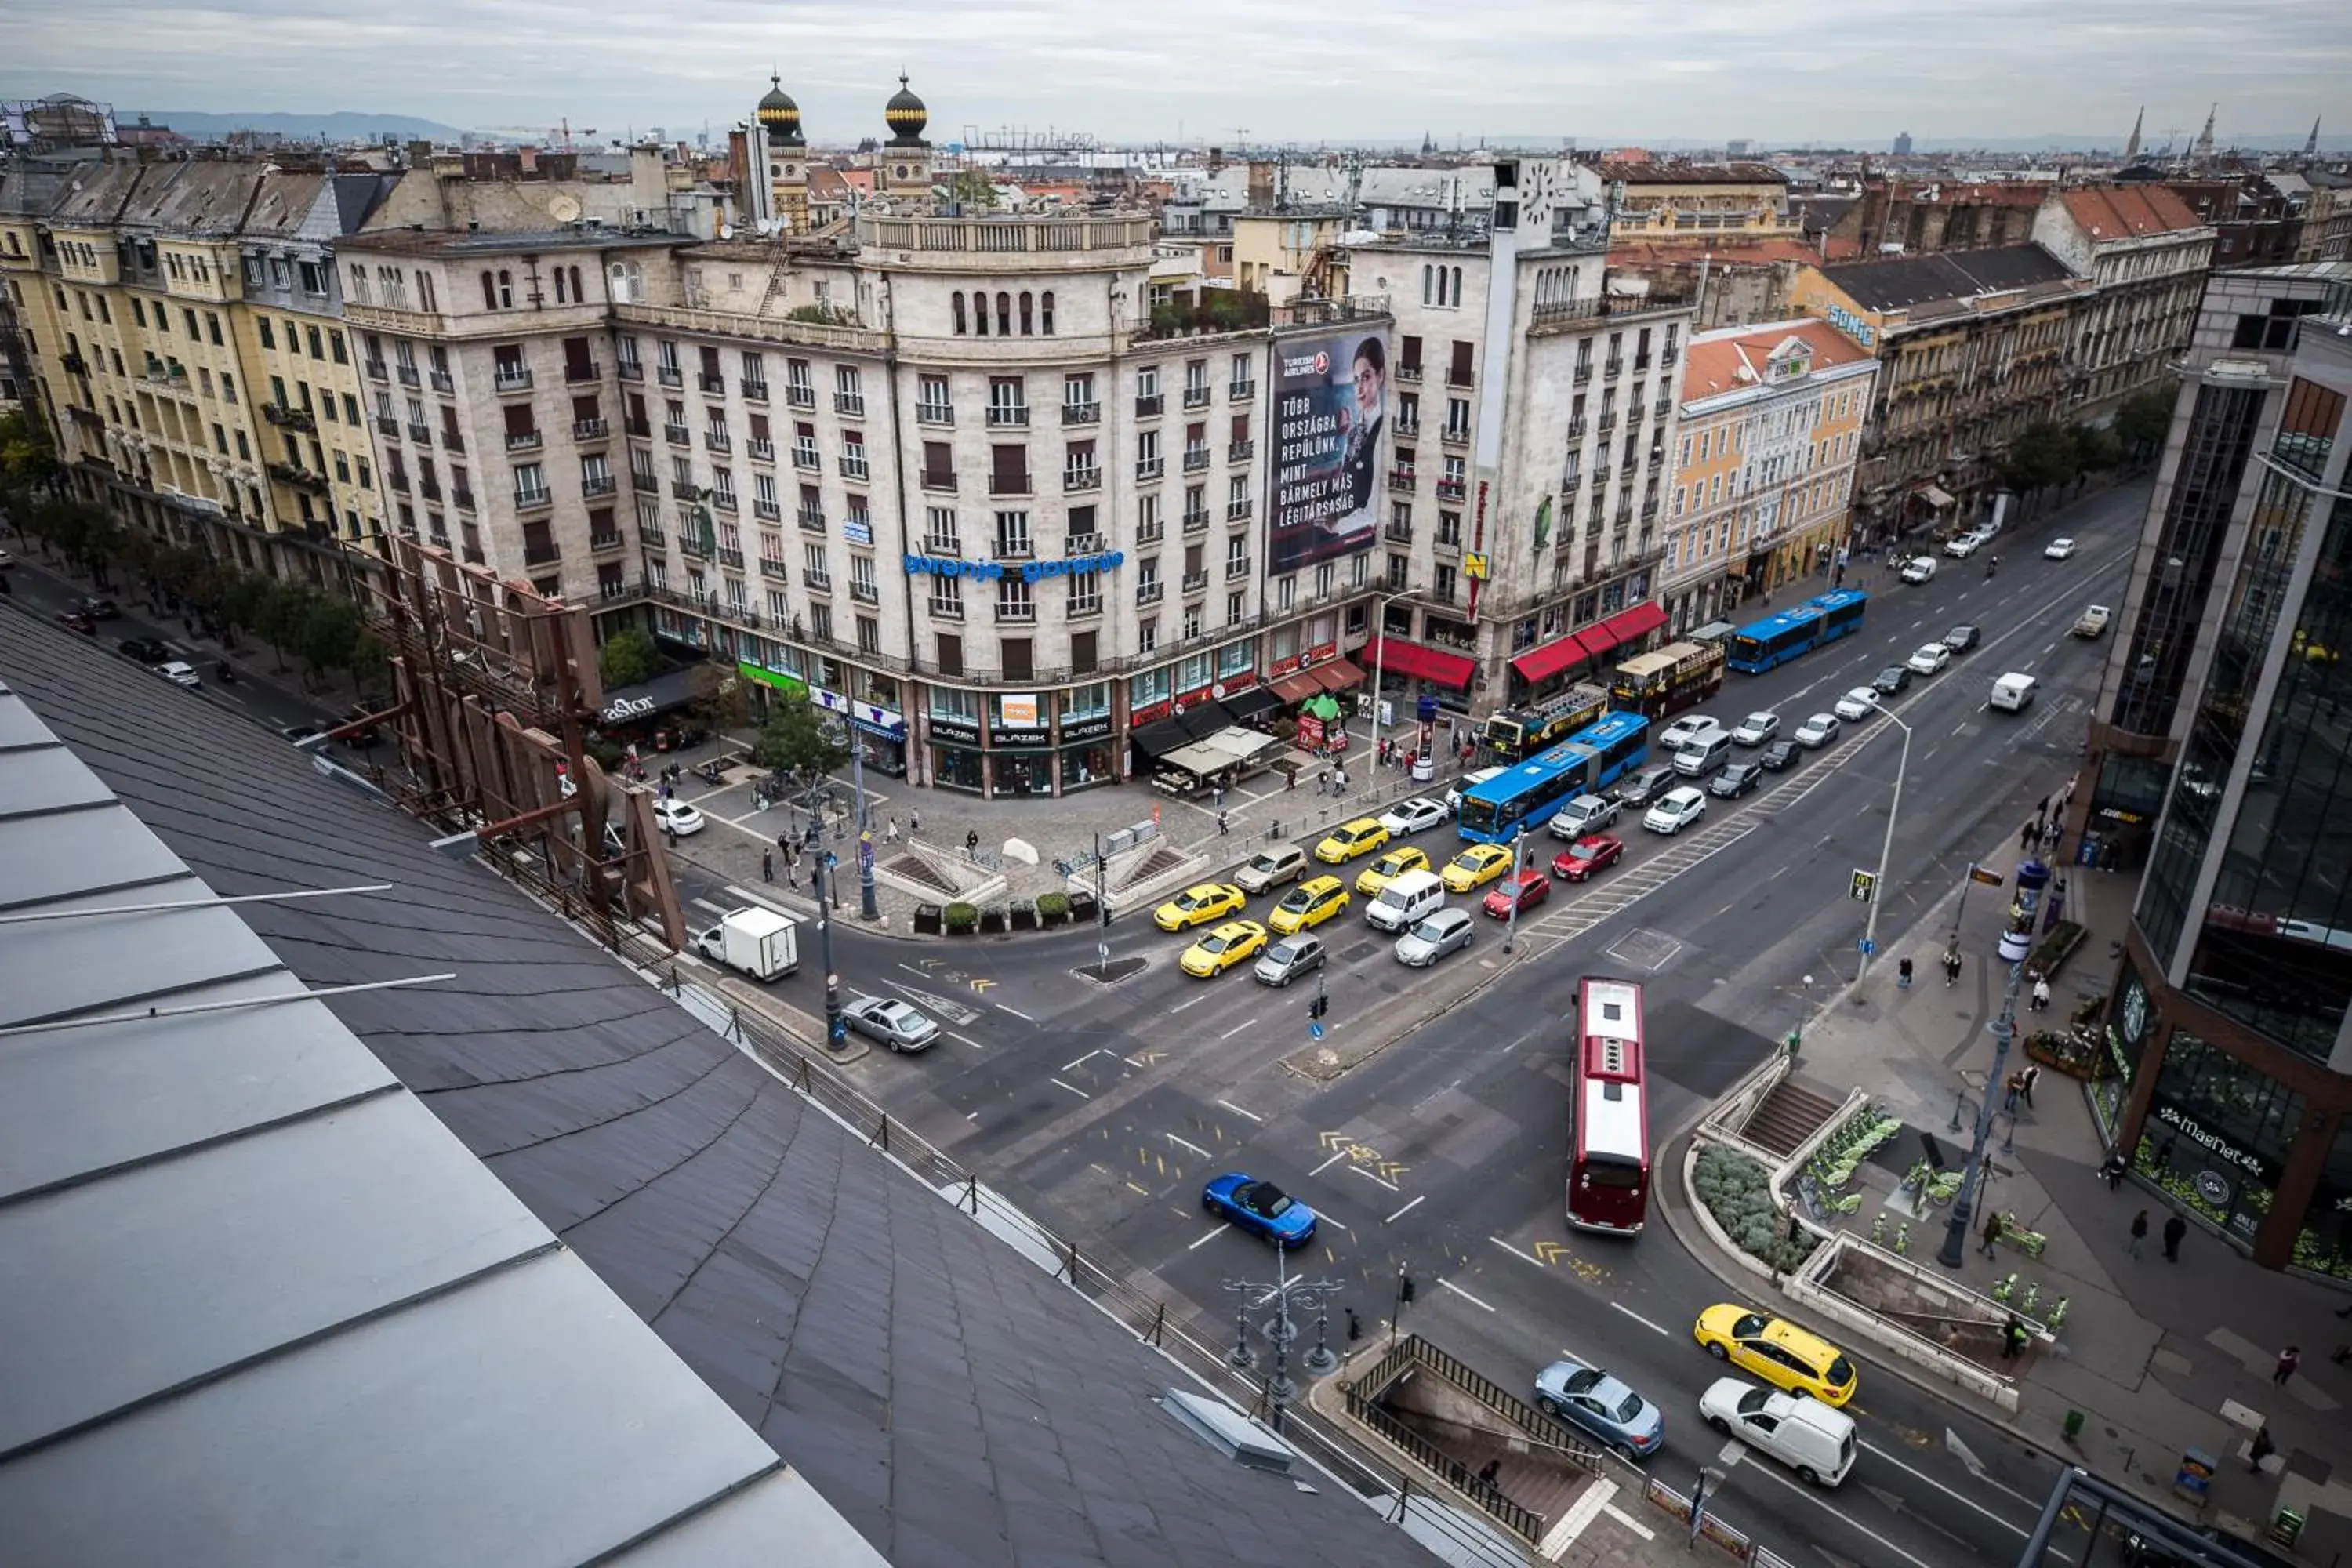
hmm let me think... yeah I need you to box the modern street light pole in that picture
[1853,698,1914,992]
[1937,860,2050,1268]
[1504,826,1527,955]
[1367,586,1421,771]
[810,829,846,1051]
[851,738,879,920]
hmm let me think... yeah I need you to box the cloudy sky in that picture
[4,0,2347,146]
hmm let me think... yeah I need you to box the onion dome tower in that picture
[880,74,933,195]
[757,73,810,232]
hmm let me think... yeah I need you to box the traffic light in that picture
[1308,993,1329,1020]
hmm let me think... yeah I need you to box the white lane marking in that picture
[946,1031,984,1051]
[1601,1502,1656,1541]
[1717,1439,1747,1467]
[1189,1223,1232,1250]
[1385,1194,1427,1224]
[1610,1302,1673,1337]
[1219,1020,1254,1040]
[1491,1236,1548,1269]
[1730,1456,1938,1568]
[1217,1098,1262,1122]
[998,1004,1036,1022]
[1311,1150,1350,1176]
[897,963,931,978]
[1537,1479,1617,1558]
[1169,994,1205,1014]
[1857,1439,2039,1536]
[1167,1132,1211,1160]
[1437,1277,1497,1312]
[1049,1077,1090,1099]
[1347,1164,1400,1192]
[1063,1047,1106,1071]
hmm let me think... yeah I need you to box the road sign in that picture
[1858,938,1877,956]
[1849,868,1877,902]
[1309,1021,1325,1040]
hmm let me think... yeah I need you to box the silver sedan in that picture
[841,996,942,1052]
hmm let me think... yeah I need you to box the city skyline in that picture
[3,0,2347,147]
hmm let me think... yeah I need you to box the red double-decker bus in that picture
[1567,976,1651,1234]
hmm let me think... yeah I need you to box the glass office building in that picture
[2078,263,2352,1276]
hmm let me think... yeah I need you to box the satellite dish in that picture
[548,193,583,223]
[720,222,735,240]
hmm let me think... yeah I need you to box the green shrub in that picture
[1037,891,1072,919]
[1694,1144,1820,1273]
[944,902,978,932]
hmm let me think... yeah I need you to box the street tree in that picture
[597,626,659,688]
[297,597,364,689]
[751,695,848,785]
[2114,386,2176,463]
[688,662,750,733]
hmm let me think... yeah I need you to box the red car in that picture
[1551,833,1624,883]
[56,609,97,636]
[1483,867,1550,918]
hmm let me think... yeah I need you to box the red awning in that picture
[1312,658,1365,691]
[1270,672,1322,703]
[1509,630,1598,686]
[1597,601,1668,650]
[1363,637,1475,691]
[1574,622,1625,663]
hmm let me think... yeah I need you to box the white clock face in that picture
[2122,976,2148,1044]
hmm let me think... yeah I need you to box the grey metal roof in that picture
[0,621,868,1568]
[1820,242,2075,311]
[0,612,1430,1568]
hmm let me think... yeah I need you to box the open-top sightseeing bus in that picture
[1568,975,1650,1234]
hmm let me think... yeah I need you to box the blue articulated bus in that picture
[1726,588,1870,673]
[1457,712,1650,843]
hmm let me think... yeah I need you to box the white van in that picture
[1673,731,1733,777]
[1698,1378,1858,1488]
[1366,868,1446,933]
[1446,767,1506,815]
[1989,673,2038,713]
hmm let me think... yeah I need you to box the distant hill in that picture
[123,109,467,143]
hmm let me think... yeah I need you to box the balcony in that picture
[574,472,613,498]
[797,507,826,532]
[921,468,957,493]
[834,391,866,419]
[263,403,318,434]
[1135,457,1165,481]
[452,486,476,511]
[719,546,746,571]
[440,429,466,454]
[1597,414,1617,436]
[407,422,432,443]
[699,372,726,394]
[1063,466,1102,493]
[986,405,1030,428]
[1432,532,1462,557]
[1226,499,1253,521]
[1446,368,1474,389]
[632,471,660,494]
[1603,358,1624,378]
[1183,509,1210,534]
[916,402,954,427]
[786,383,816,410]
[741,379,769,405]
[625,419,652,439]
[504,430,543,452]
[1229,379,1257,402]
[1069,596,1103,619]
[397,365,421,387]
[1066,532,1107,557]
[1396,363,1423,384]
[1062,401,1101,426]
[710,491,738,514]
[927,593,961,619]
[1135,393,1164,417]
[590,530,625,554]
[638,523,667,548]
[671,480,699,499]
[1183,386,1212,409]
[793,446,821,472]
[1396,416,1420,437]
[849,581,880,605]
[753,498,782,521]
[747,437,775,463]
[1384,523,1414,545]
[513,487,554,512]
[1228,440,1254,463]
[1573,363,1593,385]
[993,539,1034,561]
[1633,354,1652,373]
[678,529,711,560]
[1440,426,1470,448]
[1661,346,1679,366]
[575,417,610,441]
[1435,480,1465,502]
[804,569,831,591]
[1642,499,1660,521]
[569,361,602,385]
[1224,556,1251,579]
[1566,418,1587,441]
[524,539,561,567]
[1182,571,1210,594]
[839,456,870,482]
[1137,521,1165,544]
[1653,398,1671,419]
[1183,448,1211,473]
[664,423,691,446]
[1136,581,1164,605]
[705,430,731,453]
[364,359,390,382]
[1389,466,1418,488]
[493,366,534,393]
[996,601,1036,623]
[618,360,644,382]
[989,472,1033,497]
[374,415,399,437]
[759,557,789,583]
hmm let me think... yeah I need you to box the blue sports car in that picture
[1201,1173,1318,1247]
[1534,1356,1666,1460]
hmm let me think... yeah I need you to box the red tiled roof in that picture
[1678,318,1876,402]
[2061,183,2205,239]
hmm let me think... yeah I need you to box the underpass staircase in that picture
[1341,1334,1605,1562]
[1743,1077,1843,1159]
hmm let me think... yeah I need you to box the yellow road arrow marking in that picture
[1318,1131,1350,1149]
[1534,1240,1570,1265]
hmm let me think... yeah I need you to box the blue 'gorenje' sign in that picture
[904,550,1126,583]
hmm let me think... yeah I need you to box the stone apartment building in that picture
[2030,185,2215,423]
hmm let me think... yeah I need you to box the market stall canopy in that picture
[1302,693,1344,722]
[1223,686,1283,723]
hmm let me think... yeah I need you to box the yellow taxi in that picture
[1439,843,1516,893]
[1692,1305,1858,1406]
[1315,817,1392,864]
[1153,881,1247,933]
[1269,875,1350,935]
[1355,845,1430,895]
[1181,920,1269,978]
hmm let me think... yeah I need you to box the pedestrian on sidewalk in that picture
[1898,956,1914,989]
[966,829,980,860]
[2128,1209,2148,1259]
[2018,1065,2040,1109]
[2002,1315,2030,1360]
[2020,820,2037,851]
[1218,809,1229,836]
[1334,764,1348,792]
[1942,947,1963,987]
[2249,1425,2276,1473]
[1316,767,1330,795]
[909,808,920,836]
[2163,1212,2188,1261]
[665,823,679,849]
[1213,783,1225,808]
[761,849,774,883]
[2100,1149,2129,1189]
[2031,973,2052,1012]
[1346,1308,1363,1344]
[1981,1210,2004,1258]
[885,815,899,844]
[2275,1345,2301,1386]
[2004,1073,2026,1114]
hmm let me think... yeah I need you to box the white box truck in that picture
[692,906,800,981]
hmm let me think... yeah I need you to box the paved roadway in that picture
[662,482,2152,1568]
